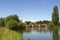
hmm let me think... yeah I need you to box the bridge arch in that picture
[26,24,48,31]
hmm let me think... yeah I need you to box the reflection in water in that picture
[23,28,52,40]
[23,27,60,40]
[52,27,59,40]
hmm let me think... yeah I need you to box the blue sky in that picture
[0,0,60,22]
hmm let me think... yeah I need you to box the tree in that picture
[5,14,20,27]
[6,19,18,30]
[0,18,5,27]
[18,22,25,30]
[5,14,20,23]
[35,21,43,24]
[5,14,25,31]
[6,19,25,31]
[43,20,50,24]
[52,5,59,26]
[25,21,32,25]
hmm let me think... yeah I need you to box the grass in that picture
[0,27,22,40]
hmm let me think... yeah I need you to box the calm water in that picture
[22,27,60,40]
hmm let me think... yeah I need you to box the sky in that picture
[0,0,60,22]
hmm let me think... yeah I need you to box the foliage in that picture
[57,22,60,26]
[43,20,50,24]
[18,22,25,30]
[52,5,59,26]
[48,22,54,27]
[6,19,18,30]
[5,14,19,24]
[25,21,32,25]
[48,22,54,30]
[0,18,5,27]
[6,19,25,31]
[0,14,25,40]
[4,14,25,31]
[35,21,43,24]
[0,27,22,40]
[35,20,50,24]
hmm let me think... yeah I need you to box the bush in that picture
[48,22,54,30]
[18,22,25,30]
[0,27,22,40]
[48,22,54,27]
[6,19,18,30]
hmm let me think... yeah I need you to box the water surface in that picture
[23,27,60,40]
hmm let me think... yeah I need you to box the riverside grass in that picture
[0,27,22,40]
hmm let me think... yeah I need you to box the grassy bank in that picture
[0,27,22,40]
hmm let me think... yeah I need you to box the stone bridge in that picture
[26,24,48,31]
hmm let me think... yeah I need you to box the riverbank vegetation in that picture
[0,14,25,40]
[0,27,22,40]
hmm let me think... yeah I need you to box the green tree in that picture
[43,20,50,24]
[36,21,43,24]
[5,14,25,31]
[6,19,25,31]
[25,21,32,25]
[57,22,60,26]
[5,14,20,29]
[0,18,5,27]
[5,14,19,24]
[6,19,18,30]
[52,5,59,26]
[0,14,26,31]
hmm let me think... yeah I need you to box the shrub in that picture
[6,19,18,30]
[48,22,54,27]
[48,22,54,30]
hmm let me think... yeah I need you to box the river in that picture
[22,27,60,40]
